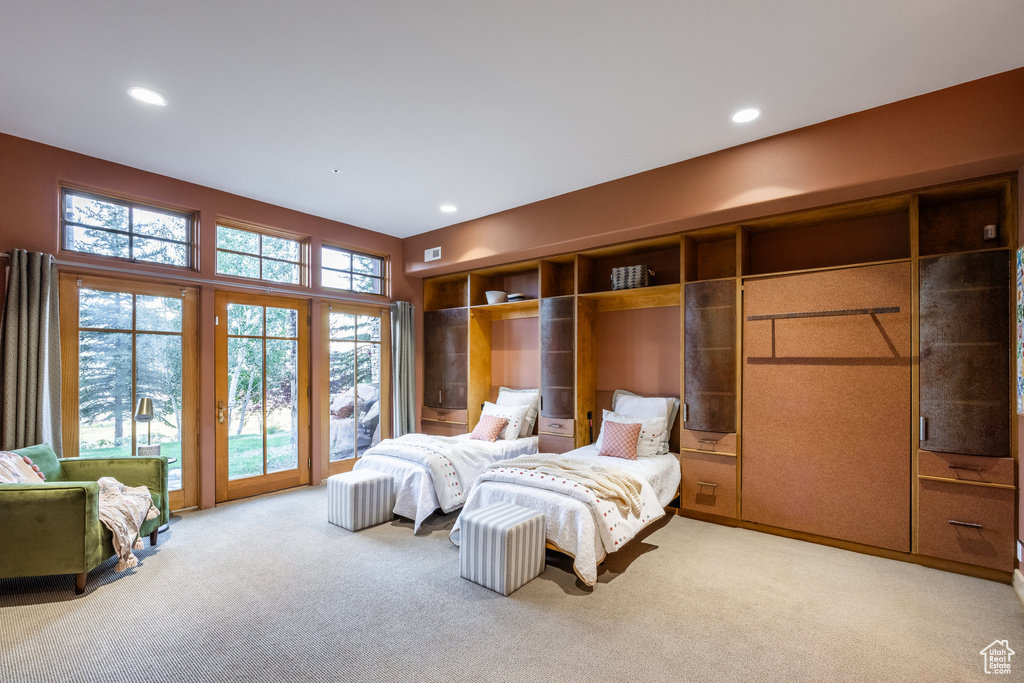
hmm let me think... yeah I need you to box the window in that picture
[217,223,305,285]
[322,245,386,295]
[60,274,199,511]
[61,189,194,268]
[324,303,389,473]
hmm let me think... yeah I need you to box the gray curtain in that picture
[391,301,416,437]
[1,250,62,455]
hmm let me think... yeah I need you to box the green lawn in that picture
[78,433,297,483]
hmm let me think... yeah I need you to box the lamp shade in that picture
[134,398,155,423]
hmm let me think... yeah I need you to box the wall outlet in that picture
[983,223,997,240]
[1017,539,1023,563]
[424,246,442,262]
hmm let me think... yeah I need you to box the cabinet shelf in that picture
[579,283,680,312]
[470,299,539,320]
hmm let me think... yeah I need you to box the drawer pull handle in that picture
[696,481,718,489]
[948,464,982,472]
[948,520,983,529]
[698,439,717,451]
[549,423,562,428]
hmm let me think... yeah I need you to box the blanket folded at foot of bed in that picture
[97,477,160,571]
[361,434,493,513]
[484,455,644,517]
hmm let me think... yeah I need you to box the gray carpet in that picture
[1,485,1022,682]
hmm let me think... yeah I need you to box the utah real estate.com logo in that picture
[980,640,1014,675]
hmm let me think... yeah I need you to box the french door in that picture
[215,291,309,502]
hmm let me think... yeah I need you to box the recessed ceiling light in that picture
[732,108,760,123]
[331,168,341,174]
[127,86,167,106]
[440,204,457,213]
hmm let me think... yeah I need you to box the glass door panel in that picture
[324,303,389,476]
[216,292,309,502]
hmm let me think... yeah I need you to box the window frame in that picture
[215,220,310,287]
[58,273,199,512]
[321,243,389,297]
[60,187,196,269]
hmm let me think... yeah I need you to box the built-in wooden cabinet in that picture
[683,279,736,433]
[919,250,1010,457]
[422,308,468,410]
[420,172,1018,581]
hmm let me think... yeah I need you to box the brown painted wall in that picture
[490,317,539,390]
[596,308,680,397]
[0,133,420,509]
[404,67,1024,277]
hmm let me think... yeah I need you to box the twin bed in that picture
[351,387,681,586]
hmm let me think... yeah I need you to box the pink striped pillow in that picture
[471,414,510,442]
[598,421,642,460]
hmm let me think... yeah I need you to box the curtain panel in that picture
[391,301,416,437]
[1,250,62,455]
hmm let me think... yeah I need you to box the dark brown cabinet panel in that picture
[919,251,1009,457]
[684,279,736,432]
[423,308,468,409]
[540,296,574,418]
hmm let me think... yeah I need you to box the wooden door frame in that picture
[214,290,310,503]
[58,272,199,511]
[320,299,391,478]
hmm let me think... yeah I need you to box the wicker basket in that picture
[610,265,655,290]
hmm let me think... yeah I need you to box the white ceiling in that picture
[1,2,1023,238]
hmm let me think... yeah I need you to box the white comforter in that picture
[450,446,680,586]
[354,434,539,531]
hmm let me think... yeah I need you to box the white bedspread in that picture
[450,446,680,586]
[354,434,538,531]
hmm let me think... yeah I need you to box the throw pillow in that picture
[470,414,510,442]
[598,421,642,461]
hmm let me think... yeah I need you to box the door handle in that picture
[218,400,226,424]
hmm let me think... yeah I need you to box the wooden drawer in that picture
[680,452,737,519]
[421,406,468,424]
[538,433,575,454]
[917,478,1015,572]
[918,450,1014,486]
[538,416,574,437]
[680,430,736,455]
[420,420,467,438]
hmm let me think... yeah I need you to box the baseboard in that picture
[1013,569,1024,607]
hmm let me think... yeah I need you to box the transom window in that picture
[217,223,305,285]
[322,245,386,295]
[61,188,194,268]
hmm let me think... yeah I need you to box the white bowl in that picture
[485,290,508,304]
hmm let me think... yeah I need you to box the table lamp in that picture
[134,397,160,456]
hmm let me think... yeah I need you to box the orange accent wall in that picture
[490,317,539,390]
[0,133,420,509]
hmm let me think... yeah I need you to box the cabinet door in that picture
[920,251,1009,457]
[540,296,575,418]
[440,308,468,409]
[684,279,736,432]
[422,311,445,407]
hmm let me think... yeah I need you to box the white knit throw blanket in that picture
[486,454,645,517]
[96,477,160,571]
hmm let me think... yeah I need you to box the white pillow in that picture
[496,387,540,438]
[611,389,680,454]
[594,410,667,458]
[481,401,530,441]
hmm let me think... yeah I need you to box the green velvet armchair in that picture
[0,444,169,594]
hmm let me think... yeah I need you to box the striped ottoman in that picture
[460,502,546,596]
[327,470,395,531]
